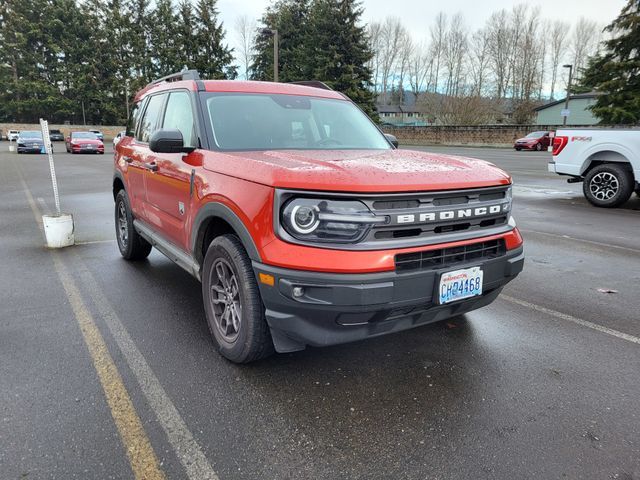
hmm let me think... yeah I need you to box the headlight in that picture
[504,185,512,212]
[281,198,385,244]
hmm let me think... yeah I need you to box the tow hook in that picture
[567,177,583,184]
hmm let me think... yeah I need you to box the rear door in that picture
[144,90,198,248]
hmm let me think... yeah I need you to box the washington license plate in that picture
[437,267,483,305]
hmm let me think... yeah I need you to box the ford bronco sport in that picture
[113,70,524,363]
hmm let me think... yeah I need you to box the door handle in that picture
[144,162,158,172]
[122,156,133,163]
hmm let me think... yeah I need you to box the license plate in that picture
[437,267,483,305]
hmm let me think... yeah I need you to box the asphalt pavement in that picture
[1,141,639,480]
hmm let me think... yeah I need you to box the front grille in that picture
[363,186,511,245]
[395,239,506,272]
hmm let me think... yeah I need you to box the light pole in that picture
[262,28,279,82]
[562,64,573,126]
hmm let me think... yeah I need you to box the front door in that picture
[144,90,198,249]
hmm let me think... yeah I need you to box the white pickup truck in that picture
[548,129,640,207]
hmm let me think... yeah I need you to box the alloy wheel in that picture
[589,172,619,200]
[209,258,242,342]
[117,201,128,247]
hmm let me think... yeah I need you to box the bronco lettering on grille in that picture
[396,204,507,224]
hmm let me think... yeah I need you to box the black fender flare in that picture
[112,170,126,199]
[191,202,262,265]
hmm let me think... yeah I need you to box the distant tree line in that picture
[0,0,234,125]
[0,0,376,125]
[367,5,605,124]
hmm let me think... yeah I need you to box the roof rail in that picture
[147,69,201,88]
[289,80,333,91]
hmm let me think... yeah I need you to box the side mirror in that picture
[384,133,399,148]
[149,129,195,154]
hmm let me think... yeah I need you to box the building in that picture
[376,105,428,126]
[534,92,601,126]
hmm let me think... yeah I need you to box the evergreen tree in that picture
[193,0,236,79]
[251,0,311,82]
[177,0,198,68]
[580,0,640,124]
[250,0,377,118]
[306,0,377,118]
[149,0,182,77]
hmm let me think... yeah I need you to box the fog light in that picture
[292,286,305,298]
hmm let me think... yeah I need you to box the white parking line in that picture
[75,262,219,480]
[501,294,640,345]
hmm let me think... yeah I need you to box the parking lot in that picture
[1,141,639,479]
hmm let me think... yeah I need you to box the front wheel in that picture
[115,189,152,260]
[535,143,542,151]
[202,234,274,363]
[583,163,634,208]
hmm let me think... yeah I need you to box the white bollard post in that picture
[40,119,74,248]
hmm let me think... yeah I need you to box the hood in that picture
[19,137,44,143]
[516,137,537,142]
[203,149,511,193]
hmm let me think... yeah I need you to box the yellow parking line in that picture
[13,160,165,480]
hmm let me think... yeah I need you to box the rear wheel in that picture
[202,234,274,363]
[115,189,152,260]
[583,163,634,208]
[535,143,542,151]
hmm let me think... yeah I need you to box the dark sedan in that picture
[17,131,45,154]
[50,129,65,142]
[514,131,551,151]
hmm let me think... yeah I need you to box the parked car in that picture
[113,70,524,363]
[549,128,640,207]
[0,129,3,140]
[49,129,65,142]
[113,130,125,147]
[7,130,20,142]
[89,129,104,141]
[514,131,551,151]
[66,131,105,154]
[17,131,45,154]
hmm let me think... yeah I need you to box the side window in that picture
[162,91,195,147]
[126,101,142,137]
[137,94,166,143]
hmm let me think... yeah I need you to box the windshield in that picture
[73,132,98,139]
[525,131,546,138]
[20,131,42,139]
[204,93,390,151]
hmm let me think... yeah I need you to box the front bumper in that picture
[17,145,44,153]
[254,246,524,353]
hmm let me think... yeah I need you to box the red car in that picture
[113,71,524,363]
[514,131,551,151]
[66,131,105,154]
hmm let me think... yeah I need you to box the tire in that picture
[202,234,274,363]
[115,189,152,260]
[515,147,521,151]
[635,187,640,198]
[583,163,634,208]
[535,143,542,151]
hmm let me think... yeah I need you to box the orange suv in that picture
[113,70,524,363]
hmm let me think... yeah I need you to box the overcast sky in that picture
[219,0,626,51]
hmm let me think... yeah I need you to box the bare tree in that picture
[548,20,569,100]
[367,21,383,94]
[486,9,514,99]
[570,17,599,80]
[407,40,433,97]
[468,28,490,96]
[429,12,447,94]
[378,17,407,104]
[442,13,468,97]
[235,14,256,80]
